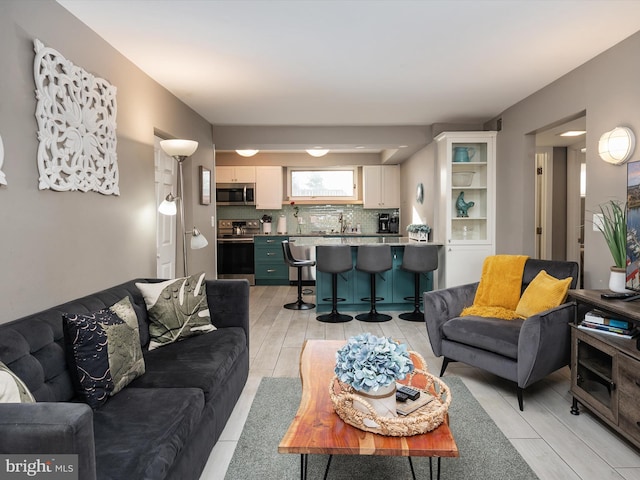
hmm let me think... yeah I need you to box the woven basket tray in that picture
[328,351,451,436]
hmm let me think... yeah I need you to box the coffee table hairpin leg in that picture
[297,454,440,480]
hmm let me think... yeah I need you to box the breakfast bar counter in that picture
[290,237,442,313]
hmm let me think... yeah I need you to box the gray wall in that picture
[487,30,640,289]
[0,1,215,323]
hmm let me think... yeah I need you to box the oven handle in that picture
[243,185,247,205]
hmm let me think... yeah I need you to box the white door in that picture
[155,136,177,278]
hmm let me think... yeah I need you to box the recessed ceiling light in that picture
[355,145,365,149]
[558,131,586,137]
[398,145,408,148]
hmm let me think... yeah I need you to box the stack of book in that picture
[579,309,638,339]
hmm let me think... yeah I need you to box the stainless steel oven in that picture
[215,183,256,206]
[216,220,260,285]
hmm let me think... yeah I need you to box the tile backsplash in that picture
[217,205,399,235]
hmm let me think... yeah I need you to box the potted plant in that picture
[406,224,432,242]
[334,333,414,419]
[595,200,629,292]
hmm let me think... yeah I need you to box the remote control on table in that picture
[397,385,420,401]
[395,391,409,402]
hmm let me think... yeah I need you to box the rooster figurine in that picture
[455,191,474,217]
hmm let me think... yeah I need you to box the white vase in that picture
[263,223,271,234]
[353,383,397,428]
[609,267,630,293]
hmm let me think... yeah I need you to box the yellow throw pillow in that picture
[515,270,573,318]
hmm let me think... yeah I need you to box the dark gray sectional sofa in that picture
[0,278,250,480]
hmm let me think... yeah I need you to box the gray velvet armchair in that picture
[423,258,579,411]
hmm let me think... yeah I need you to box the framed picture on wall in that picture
[200,166,211,205]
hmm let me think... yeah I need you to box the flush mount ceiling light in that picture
[598,126,636,165]
[306,148,329,157]
[236,149,259,157]
[559,130,586,137]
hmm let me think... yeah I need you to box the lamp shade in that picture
[160,139,199,158]
[236,149,259,157]
[306,149,329,157]
[190,228,208,249]
[158,193,177,216]
[598,127,635,165]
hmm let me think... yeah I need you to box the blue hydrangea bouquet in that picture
[334,333,414,393]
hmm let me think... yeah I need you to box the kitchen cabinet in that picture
[215,166,256,183]
[434,131,496,288]
[255,166,283,210]
[362,165,400,209]
[568,289,640,449]
[254,235,289,285]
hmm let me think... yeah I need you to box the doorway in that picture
[534,114,586,286]
[154,136,177,278]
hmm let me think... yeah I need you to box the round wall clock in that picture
[416,182,424,204]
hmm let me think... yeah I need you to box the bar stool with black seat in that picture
[282,240,316,310]
[399,244,439,322]
[316,245,353,323]
[355,244,393,322]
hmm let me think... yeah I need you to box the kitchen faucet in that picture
[338,212,347,234]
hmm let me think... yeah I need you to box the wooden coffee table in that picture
[278,340,458,480]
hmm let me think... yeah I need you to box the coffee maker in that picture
[377,213,390,233]
[389,211,399,234]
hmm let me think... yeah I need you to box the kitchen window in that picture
[287,167,358,201]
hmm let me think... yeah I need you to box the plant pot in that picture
[352,383,397,428]
[609,266,631,293]
[263,223,271,234]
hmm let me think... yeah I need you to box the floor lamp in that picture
[158,139,208,277]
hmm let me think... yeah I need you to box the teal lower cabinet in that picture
[316,245,433,313]
[254,235,289,285]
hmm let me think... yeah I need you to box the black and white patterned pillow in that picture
[136,272,216,350]
[0,361,35,403]
[63,296,145,409]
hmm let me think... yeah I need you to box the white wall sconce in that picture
[159,139,208,276]
[236,149,259,157]
[598,126,635,165]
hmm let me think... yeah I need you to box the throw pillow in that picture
[515,270,573,318]
[0,361,35,403]
[63,296,145,409]
[136,272,216,351]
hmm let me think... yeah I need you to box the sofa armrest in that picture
[0,402,96,480]
[206,279,250,348]
[422,283,478,357]
[517,301,575,388]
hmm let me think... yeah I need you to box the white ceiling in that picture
[58,0,640,131]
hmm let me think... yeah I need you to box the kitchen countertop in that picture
[286,236,442,247]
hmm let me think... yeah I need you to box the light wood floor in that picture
[200,285,640,480]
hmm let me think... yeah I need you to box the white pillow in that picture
[0,361,35,403]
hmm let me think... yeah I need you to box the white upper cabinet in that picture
[362,165,400,209]
[255,166,283,210]
[216,166,256,183]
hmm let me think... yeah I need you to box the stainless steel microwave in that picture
[216,183,256,205]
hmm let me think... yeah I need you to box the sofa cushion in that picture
[93,387,204,480]
[136,273,216,351]
[63,297,145,409]
[516,270,573,318]
[129,327,246,402]
[0,361,35,403]
[442,316,524,359]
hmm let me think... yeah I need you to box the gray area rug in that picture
[225,376,538,479]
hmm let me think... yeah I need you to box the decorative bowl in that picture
[452,171,474,187]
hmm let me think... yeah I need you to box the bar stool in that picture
[399,244,438,322]
[355,245,393,322]
[282,240,316,310]
[316,245,353,323]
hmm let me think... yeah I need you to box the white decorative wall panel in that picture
[0,135,6,186]
[33,39,119,195]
